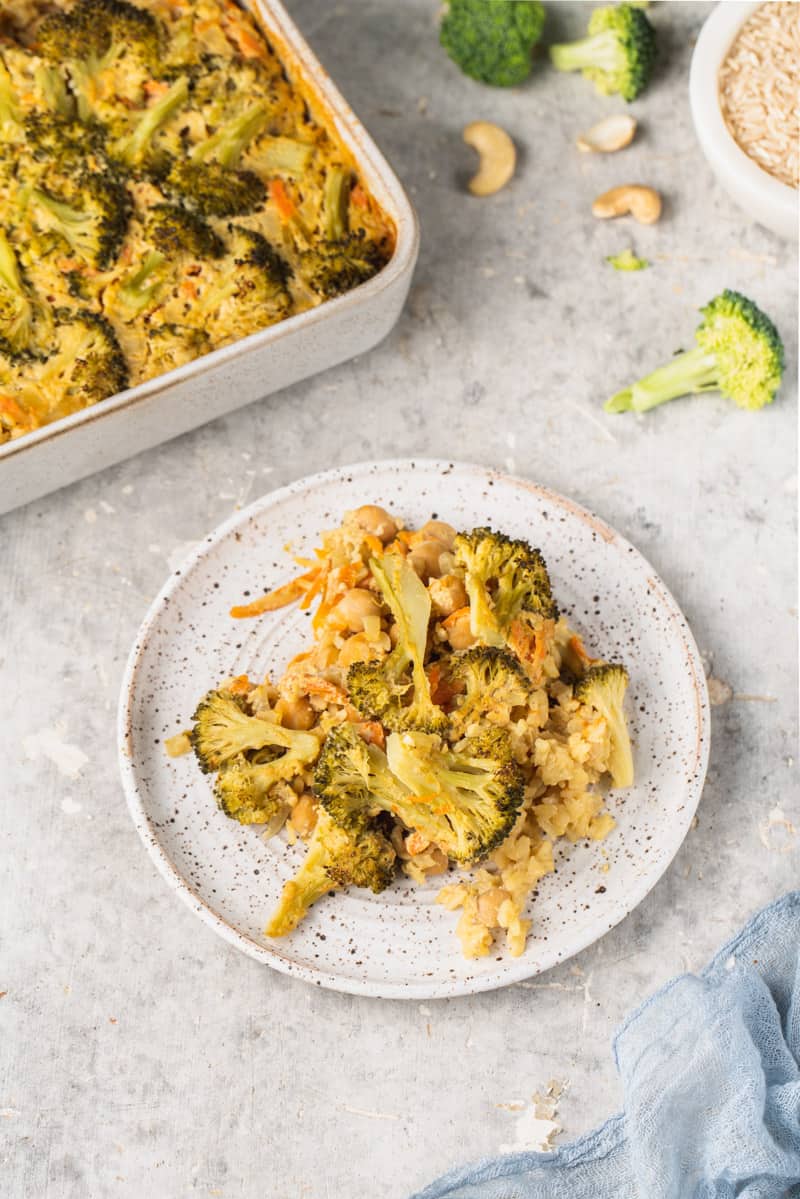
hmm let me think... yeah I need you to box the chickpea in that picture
[351,504,397,543]
[445,609,475,651]
[331,587,383,633]
[477,887,511,927]
[290,793,318,839]
[277,695,315,731]
[338,632,381,669]
[428,574,468,619]
[418,520,457,549]
[426,847,449,875]
[409,539,447,581]
[405,831,430,856]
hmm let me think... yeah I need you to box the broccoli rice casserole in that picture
[176,504,634,960]
[0,0,394,443]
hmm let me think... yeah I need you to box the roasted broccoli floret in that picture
[145,322,211,374]
[387,727,525,863]
[606,290,785,414]
[190,101,270,169]
[316,721,523,864]
[549,4,656,101]
[297,235,386,299]
[0,229,51,357]
[37,0,162,122]
[213,758,294,827]
[346,554,447,734]
[163,159,266,217]
[28,170,131,268]
[23,112,105,170]
[446,646,530,732]
[265,808,396,937]
[190,688,319,777]
[144,203,225,259]
[32,308,128,414]
[574,663,633,788]
[193,225,292,337]
[453,527,557,647]
[110,75,189,169]
[440,0,546,87]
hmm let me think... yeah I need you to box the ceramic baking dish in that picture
[0,0,419,516]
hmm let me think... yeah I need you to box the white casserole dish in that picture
[0,0,420,516]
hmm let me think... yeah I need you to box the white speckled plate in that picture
[118,460,709,999]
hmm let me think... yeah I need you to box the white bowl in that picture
[689,1,798,241]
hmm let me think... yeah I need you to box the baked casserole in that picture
[0,0,395,443]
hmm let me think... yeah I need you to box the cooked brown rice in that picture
[718,2,800,190]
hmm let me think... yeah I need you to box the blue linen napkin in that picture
[411,892,800,1199]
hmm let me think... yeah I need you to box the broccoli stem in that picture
[253,136,313,175]
[550,30,625,74]
[118,76,188,164]
[191,102,270,168]
[605,346,719,413]
[119,250,167,314]
[323,167,352,241]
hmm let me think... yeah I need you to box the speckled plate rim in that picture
[117,460,710,999]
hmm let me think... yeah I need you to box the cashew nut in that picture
[592,184,662,224]
[577,114,637,154]
[463,121,516,196]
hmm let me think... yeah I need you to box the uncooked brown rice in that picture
[718,1,799,190]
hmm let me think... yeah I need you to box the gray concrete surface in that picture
[1,3,798,1197]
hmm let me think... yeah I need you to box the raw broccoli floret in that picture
[35,308,128,412]
[163,159,266,218]
[453,527,557,647]
[606,290,785,414]
[37,0,163,122]
[144,204,225,259]
[574,663,633,788]
[265,808,396,936]
[446,646,530,732]
[386,726,524,863]
[346,553,447,733]
[190,101,270,169]
[316,722,524,864]
[29,170,131,268]
[110,76,189,169]
[0,229,51,357]
[549,4,656,101]
[297,235,386,299]
[190,688,319,777]
[440,0,546,87]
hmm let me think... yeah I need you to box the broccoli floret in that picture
[144,204,225,259]
[37,0,163,122]
[346,554,447,734]
[213,758,294,827]
[322,166,352,241]
[316,721,523,864]
[574,663,634,788]
[606,290,785,414]
[0,229,52,357]
[145,322,211,374]
[298,235,386,300]
[110,76,189,169]
[446,646,530,732]
[453,527,557,647]
[190,688,319,777]
[440,0,545,87]
[606,248,648,272]
[116,250,168,317]
[163,159,266,218]
[190,101,270,169]
[192,225,292,338]
[34,308,128,413]
[29,170,131,268]
[23,112,105,170]
[387,727,524,863]
[549,4,656,101]
[265,808,396,937]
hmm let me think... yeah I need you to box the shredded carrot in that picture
[143,79,171,97]
[363,534,383,558]
[350,184,368,210]
[230,569,317,618]
[270,179,296,221]
[298,570,325,611]
[227,21,268,60]
[180,278,199,300]
[337,561,366,589]
[568,634,591,665]
[427,662,459,707]
[357,721,386,750]
[311,597,334,633]
[396,530,415,546]
[227,674,252,695]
